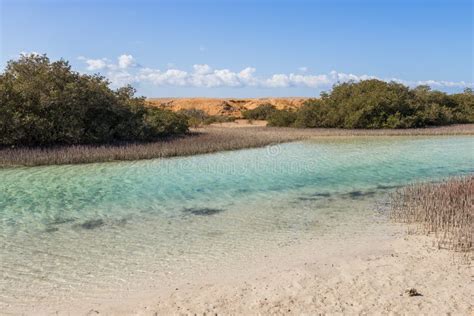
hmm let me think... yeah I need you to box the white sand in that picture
[29,221,471,315]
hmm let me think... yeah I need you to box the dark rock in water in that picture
[348,190,364,197]
[298,192,331,201]
[376,184,401,190]
[310,192,331,197]
[76,219,105,230]
[50,217,76,225]
[237,188,250,193]
[44,227,59,233]
[115,218,128,226]
[298,197,319,201]
[183,207,224,216]
[341,190,377,199]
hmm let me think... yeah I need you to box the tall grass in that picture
[390,176,473,252]
[1,124,473,167]
[0,128,302,167]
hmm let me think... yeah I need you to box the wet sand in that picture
[22,221,472,315]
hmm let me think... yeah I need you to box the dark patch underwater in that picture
[182,207,225,216]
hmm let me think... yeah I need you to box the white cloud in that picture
[117,54,135,69]
[79,54,473,90]
[238,67,258,86]
[289,73,331,88]
[415,80,468,87]
[329,70,378,82]
[264,74,290,88]
[298,66,308,73]
[213,69,242,87]
[107,71,136,87]
[138,68,188,86]
[193,64,212,75]
[84,58,108,71]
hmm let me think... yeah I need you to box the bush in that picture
[267,109,297,127]
[242,104,277,120]
[450,88,474,123]
[178,108,235,126]
[297,80,474,129]
[144,107,189,137]
[178,108,209,127]
[0,54,188,146]
[293,99,327,128]
[260,81,473,129]
[203,115,236,125]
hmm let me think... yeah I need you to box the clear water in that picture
[0,136,473,310]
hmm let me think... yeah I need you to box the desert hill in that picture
[146,97,309,117]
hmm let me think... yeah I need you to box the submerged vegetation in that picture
[1,124,472,167]
[0,54,188,146]
[267,80,474,128]
[390,176,473,252]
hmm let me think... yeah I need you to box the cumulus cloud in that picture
[78,54,136,73]
[193,64,212,75]
[238,67,258,86]
[415,80,468,87]
[84,58,108,71]
[118,54,135,69]
[79,54,473,90]
[263,74,290,88]
[289,74,331,88]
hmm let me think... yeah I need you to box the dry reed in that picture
[1,124,473,167]
[390,176,473,252]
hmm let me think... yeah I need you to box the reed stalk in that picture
[390,176,473,252]
[1,124,473,167]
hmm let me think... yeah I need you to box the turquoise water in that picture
[0,136,473,309]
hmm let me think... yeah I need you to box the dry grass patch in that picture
[1,124,473,167]
[390,176,473,253]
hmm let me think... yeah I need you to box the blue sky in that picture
[1,0,473,97]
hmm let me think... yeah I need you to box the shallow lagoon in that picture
[1,136,473,309]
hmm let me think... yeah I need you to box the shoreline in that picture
[1,124,473,167]
[2,158,472,314]
[143,229,472,315]
[15,215,472,315]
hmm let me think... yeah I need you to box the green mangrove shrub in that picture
[0,54,189,146]
[178,108,235,127]
[242,104,277,120]
[267,109,297,127]
[275,80,474,128]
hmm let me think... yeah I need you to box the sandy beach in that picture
[106,228,473,315]
[18,215,471,315]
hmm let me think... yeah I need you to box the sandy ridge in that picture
[146,97,308,116]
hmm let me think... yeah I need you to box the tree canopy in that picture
[0,54,188,146]
[268,80,473,128]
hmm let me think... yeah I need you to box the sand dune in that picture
[146,97,308,116]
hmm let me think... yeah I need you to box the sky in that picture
[1,0,473,97]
